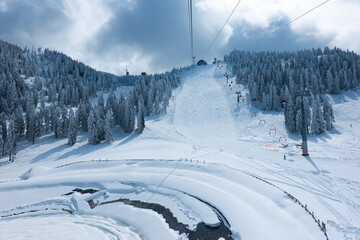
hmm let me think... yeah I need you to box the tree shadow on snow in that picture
[343,91,360,101]
[56,132,140,160]
[0,160,11,167]
[308,133,331,143]
[30,132,88,163]
[56,142,109,161]
[116,132,140,147]
[31,144,69,163]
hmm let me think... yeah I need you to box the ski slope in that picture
[1,64,359,239]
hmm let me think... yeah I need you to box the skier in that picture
[284,155,286,160]
[350,124,352,128]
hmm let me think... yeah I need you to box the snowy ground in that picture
[1,64,359,239]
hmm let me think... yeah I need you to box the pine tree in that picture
[67,108,77,146]
[123,100,130,131]
[7,114,17,162]
[43,108,50,133]
[310,95,325,134]
[333,73,341,94]
[33,112,41,142]
[15,107,25,137]
[137,98,145,133]
[284,98,296,132]
[323,98,334,131]
[78,102,89,131]
[104,110,113,144]
[0,113,7,155]
[128,107,135,133]
[53,106,61,138]
[60,104,69,137]
[94,105,105,141]
[146,90,153,116]
[87,109,98,145]
[25,102,37,144]
[153,90,161,114]
[117,93,126,128]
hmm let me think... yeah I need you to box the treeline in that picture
[0,40,181,161]
[224,47,360,134]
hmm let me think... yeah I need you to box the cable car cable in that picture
[202,0,243,59]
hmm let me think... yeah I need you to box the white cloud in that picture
[1,0,359,75]
[195,0,360,53]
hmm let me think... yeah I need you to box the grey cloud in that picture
[91,0,210,72]
[0,0,70,46]
[225,19,333,54]
[0,0,341,75]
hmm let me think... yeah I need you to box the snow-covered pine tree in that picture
[87,109,99,145]
[15,106,25,137]
[146,90,154,116]
[163,83,171,113]
[97,91,105,119]
[284,98,296,132]
[326,69,334,93]
[333,72,341,94]
[310,95,325,134]
[7,114,17,162]
[0,113,6,155]
[323,98,334,131]
[33,112,41,142]
[78,101,89,131]
[104,110,113,144]
[153,90,161,114]
[50,103,56,133]
[123,100,130,131]
[25,102,37,144]
[42,107,49,133]
[137,98,145,133]
[117,93,126,128]
[60,104,69,137]
[94,105,105,141]
[67,108,77,146]
[55,116,62,139]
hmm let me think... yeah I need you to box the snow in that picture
[1,64,359,239]
[0,215,142,240]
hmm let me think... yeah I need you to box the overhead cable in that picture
[202,0,243,59]
[258,0,331,41]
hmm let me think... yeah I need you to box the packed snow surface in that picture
[1,64,359,239]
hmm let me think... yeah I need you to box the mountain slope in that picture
[0,64,359,239]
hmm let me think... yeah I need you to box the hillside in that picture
[1,64,359,239]
[0,40,181,161]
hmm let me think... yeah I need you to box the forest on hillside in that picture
[0,40,181,161]
[225,47,360,135]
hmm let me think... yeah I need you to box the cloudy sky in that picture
[0,0,359,75]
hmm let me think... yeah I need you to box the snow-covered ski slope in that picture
[1,64,359,239]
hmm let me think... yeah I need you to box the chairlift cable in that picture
[188,0,195,65]
[258,0,331,41]
[202,0,243,60]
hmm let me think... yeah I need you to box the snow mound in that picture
[20,166,51,180]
